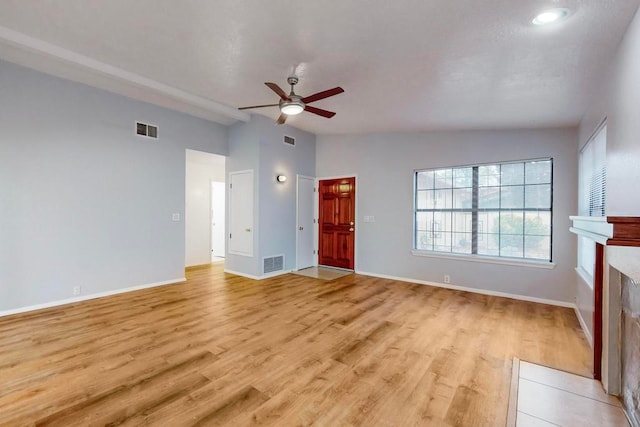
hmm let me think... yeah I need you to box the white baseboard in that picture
[0,277,186,318]
[355,270,576,308]
[574,305,594,348]
[223,269,293,280]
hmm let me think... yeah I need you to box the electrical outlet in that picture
[73,286,81,296]
[444,275,451,284]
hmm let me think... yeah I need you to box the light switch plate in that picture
[364,216,375,223]
[172,213,180,221]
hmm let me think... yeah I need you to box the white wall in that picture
[185,150,225,267]
[0,59,228,313]
[226,114,316,277]
[317,127,578,303]
[576,6,640,339]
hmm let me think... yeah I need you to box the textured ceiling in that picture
[0,0,638,134]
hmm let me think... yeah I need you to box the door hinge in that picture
[314,187,316,192]
[229,183,232,189]
[229,233,232,239]
[313,218,317,224]
[313,250,316,255]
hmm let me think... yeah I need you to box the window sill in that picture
[411,250,556,269]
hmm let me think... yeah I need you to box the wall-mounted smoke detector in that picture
[136,121,158,139]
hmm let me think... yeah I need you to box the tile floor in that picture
[291,266,353,280]
[514,360,629,426]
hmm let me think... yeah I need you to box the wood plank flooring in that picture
[0,264,591,426]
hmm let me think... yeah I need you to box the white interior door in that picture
[296,175,315,269]
[211,181,226,259]
[228,170,254,257]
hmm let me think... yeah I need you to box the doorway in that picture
[318,177,356,270]
[185,149,225,267]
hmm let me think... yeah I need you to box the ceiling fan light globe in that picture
[281,103,304,115]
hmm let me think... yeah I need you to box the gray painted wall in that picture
[0,59,228,312]
[226,114,315,277]
[576,6,640,339]
[317,128,578,303]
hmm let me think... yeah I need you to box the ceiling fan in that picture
[238,76,344,125]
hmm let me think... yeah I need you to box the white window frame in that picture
[413,158,554,265]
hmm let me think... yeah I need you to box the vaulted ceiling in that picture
[0,1,638,134]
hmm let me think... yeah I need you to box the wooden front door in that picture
[318,177,355,269]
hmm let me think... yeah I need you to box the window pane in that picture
[501,163,524,185]
[452,232,472,254]
[525,236,550,260]
[434,169,453,189]
[454,167,473,188]
[416,212,433,231]
[416,189,429,209]
[500,212,524,257]
[500,212,524,235]
[433,211,452,232]
[525,184,551,209]
[417,170,434,190]
[433,189,453,209]
[416,230,432,251]
[525,211,551,236]
[453,188,472,209]
[500,235,524,258]
[479,187,500,208]
[478,211,500,234]
[433,230,451,252]
[479,165,500,187]
[477,234,500,256]
[501,185,524,209]
[526,160,552,184]
[453,212,472,233]
[579,236,595,277]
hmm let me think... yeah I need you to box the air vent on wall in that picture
[263,255,284,274]
[136,121,158,139]
[283,135,295,146]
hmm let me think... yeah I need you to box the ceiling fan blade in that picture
[238,104,279,110]
[301,87,344,104]
[276,114,287,125]
[305,105,336,118]
[265,82,289,100]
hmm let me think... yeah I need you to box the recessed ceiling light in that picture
[532,8,570,26]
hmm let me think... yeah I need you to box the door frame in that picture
[315,174,358,272]
[210,180,226,260]
[296,175,317,271]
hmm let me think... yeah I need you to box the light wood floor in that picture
[0,264,591,426]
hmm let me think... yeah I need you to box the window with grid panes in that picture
[414,159,553,261]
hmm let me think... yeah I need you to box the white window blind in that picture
[579,125,606,216]
[577,123,606,287]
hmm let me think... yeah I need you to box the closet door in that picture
[228,170,254,257]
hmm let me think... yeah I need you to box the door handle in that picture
[299,226,304,231]
[349,228,354,232]
[350,221,355,226]
[245,228,251,232]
